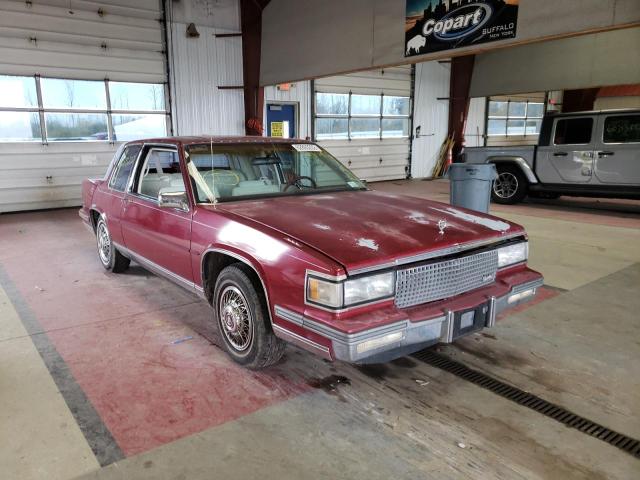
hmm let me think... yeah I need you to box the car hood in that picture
[216,190,524,273]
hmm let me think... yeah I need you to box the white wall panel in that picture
[169,23,244,136]
[319,139,409,182]
[0,142,116,212]
[0,0,164,82]
[410,61,449,179]
[264,82,312,139]
[0,0,165,212]
[316,66,412,182]
[465,97,486,148]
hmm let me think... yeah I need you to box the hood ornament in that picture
[438,219,448,235]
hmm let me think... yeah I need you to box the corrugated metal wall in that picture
[315,66,412,182]
[465,97,486,148]
[411,60,449,179]
[0,0,165,212]
[169,23,245,136]
[264,82,312,139]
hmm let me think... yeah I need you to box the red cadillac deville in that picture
[80,137,543,369]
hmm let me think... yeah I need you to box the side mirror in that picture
[158,190,189,211]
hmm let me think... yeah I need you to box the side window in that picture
[136,149,185,200]
[603,115,640,144]
[109,145,141,191]
[554,118,594,145]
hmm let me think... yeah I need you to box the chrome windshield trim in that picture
[347,232,524,276]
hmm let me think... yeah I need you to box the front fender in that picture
[489,157,538,184]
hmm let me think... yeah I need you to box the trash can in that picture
[448,163,497,213]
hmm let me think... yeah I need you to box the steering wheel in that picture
[284,175,317,191]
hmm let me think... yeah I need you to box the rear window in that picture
[603,115,640,143]
[554,118,593,145]
[109,145,141,191]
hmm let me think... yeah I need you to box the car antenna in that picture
[210,136,217,204]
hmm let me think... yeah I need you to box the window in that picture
[603,115,640,144]
[109,145,142,192]
[315,92,411,140]
[185,143,365,202]
[487,99,545,136]
[0,74,168,142]
[554,118,594,145]
[137,149,184,200]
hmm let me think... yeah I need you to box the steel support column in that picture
[448,55,475,161]
[240,0,270,135]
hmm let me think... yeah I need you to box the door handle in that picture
[598,151,615,157]
[553,152,568,157]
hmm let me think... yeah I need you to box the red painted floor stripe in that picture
[1,210,308,456]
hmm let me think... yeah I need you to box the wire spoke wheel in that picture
[97,222,111,265]
[219,286,253,352]
[494,172,519,199]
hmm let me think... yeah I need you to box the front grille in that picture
[395,249,498,308]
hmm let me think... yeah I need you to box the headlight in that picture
[497,241,528,268]
[307,271,395,309]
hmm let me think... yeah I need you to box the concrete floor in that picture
[1,179,639,480]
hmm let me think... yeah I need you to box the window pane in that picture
[554,118,593,145]
[527,103,544,118]
[383,96,410,116]
[109,82,165,111]
[351,94,380,115]
[315,117,348,139]
[507,119,526,135]
[525,119,542,135]
[382,118,409,137]
[603,115,640,143]
[41,78,106,109]
[488,101,508,117]
[113,114,166,141]
[109,145,142,191]
[0,75,38,108]
[350,117,380,138]
[316,93,348,115]
[508,102,526,117]
[137,150,182,198]
[0,112,41,141]
[45,113,108,141]
[487,119,506,135]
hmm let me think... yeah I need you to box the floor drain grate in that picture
[413,349,640,459]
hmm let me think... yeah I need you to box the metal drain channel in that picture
[413,349,640,459]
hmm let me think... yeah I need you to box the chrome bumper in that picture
[276,278,544,363]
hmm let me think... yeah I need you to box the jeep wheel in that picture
[492,165,528,204]
[96,217,130,273]
[214,264,285,369]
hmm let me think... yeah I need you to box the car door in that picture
[101,144,142,246]
[120,145,194,283]
[593,113,640,185]
[536,116,596,184]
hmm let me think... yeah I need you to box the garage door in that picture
[314,66,412,182]
[0,0,168,212]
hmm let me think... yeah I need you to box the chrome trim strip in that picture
[113,242,200,295]
[348,232,524,276]
[200,248,274,326]
[302,314,445,344]
[442,310,455,343]
[274,305,304,326]
[272,324,331,360]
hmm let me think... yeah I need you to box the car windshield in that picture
[184,142,366,202]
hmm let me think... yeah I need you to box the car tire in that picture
[214,264,286,369]
[95,217,130,273]
[492,164,528,204]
